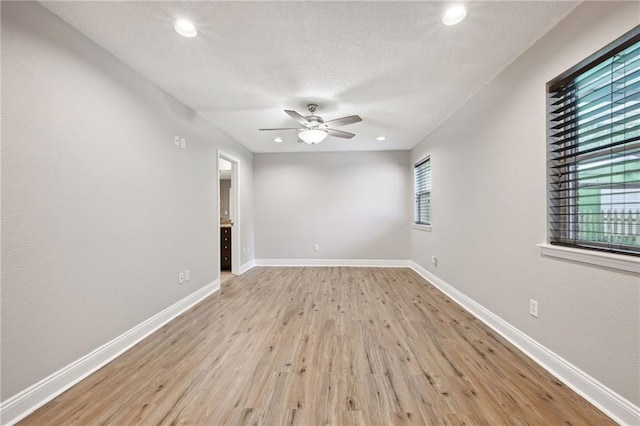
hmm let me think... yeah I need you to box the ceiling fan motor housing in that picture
[304,104,324,128]
[304,116,325,129]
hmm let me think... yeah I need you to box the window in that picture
[547,27,640,256]
[414,157,431,226]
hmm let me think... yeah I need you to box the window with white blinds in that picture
[414,157,431,226]
[547,27,640,256]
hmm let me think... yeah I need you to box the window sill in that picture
[413,224,432,232]
[537,243,640,274]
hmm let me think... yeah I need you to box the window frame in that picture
[414,156,432,230]
[546,26,640,259]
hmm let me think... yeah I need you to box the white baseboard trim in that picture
[239,259,256,274]
[254,259,410,267]
[0,280,221,426]
[408,261,640,426]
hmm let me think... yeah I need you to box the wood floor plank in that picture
[19,267,614,425]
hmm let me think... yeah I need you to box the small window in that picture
[547,27,640,256]
[414,157,431,226]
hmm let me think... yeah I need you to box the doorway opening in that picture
[218,151,240,285]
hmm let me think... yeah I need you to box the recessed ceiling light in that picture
[173,19,198,38]
[376,136,386,141]
[274,137,283,143]
[441,5,467,26]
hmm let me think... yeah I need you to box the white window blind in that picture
[414,157,431,225]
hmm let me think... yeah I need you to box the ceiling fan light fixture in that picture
[274,137,283,143]
[441,5,467,26]
[376,136,386,141]
[299,129,328,145]
[260,104,361,143]
[173,19,198,37]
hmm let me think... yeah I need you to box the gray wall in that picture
[1,2,254,400]
[254,151,411,260]
[220,179,231,219]
[410,1,640,405]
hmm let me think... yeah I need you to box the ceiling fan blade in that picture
[327,128,355,139]
[258,127,300,131]
[284,110,310,126]
[324,115,362,127]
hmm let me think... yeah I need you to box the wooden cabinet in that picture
[221,227,232,270]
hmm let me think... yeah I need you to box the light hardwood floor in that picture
[20,267,613,425]
[220,271,233,284]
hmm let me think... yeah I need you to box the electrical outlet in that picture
[174,135,180,147]
[314,244,319,251]
[185,270,190,281]
[181,138,187,149]
[179,272,185,284]
[432,255,438,266]
[530,299,538,318]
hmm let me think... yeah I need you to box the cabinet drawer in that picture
[221,226,232,270]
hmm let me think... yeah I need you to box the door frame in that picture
[217,150,241,279]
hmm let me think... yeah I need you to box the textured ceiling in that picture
[41,1,577,153]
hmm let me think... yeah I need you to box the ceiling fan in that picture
[259,104,362,144]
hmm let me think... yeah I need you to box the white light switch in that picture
[181,138,186,149]
[530,299,538,318]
